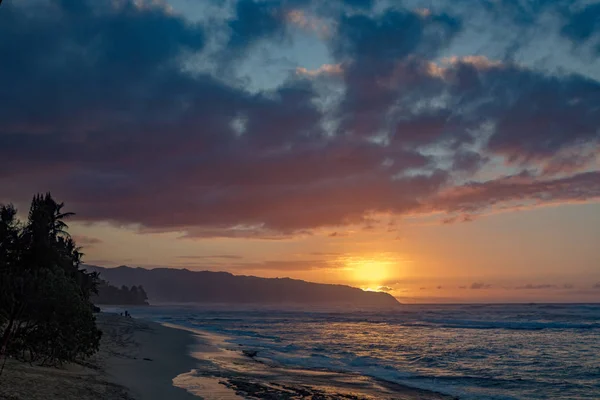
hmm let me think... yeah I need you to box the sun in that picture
[344,256,394,285]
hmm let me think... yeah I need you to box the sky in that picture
[1,0,599,303]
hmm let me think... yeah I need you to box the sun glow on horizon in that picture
[362,286,390,293]
[341,254,400,287]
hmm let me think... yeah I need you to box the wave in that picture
[133,304,600,400]
[409,319,600,330]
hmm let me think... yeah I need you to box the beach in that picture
[0,314,197,400]
[102,304,600,399]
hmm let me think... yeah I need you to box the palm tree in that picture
[49,201,75,239]
[28,193,74,238]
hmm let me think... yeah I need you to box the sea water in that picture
[121,303,600,399]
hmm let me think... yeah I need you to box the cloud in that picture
[226,0,289,55]
[228,260,336,272]
[286,9,330,36]
[480,69,600,163]
[332,9,462,139]
[377,286,393,292]
[594,283,600,289]
[329,232,350,237]
[431,171,600,217]
[515,284,558,290]
[296,63,343,77]
[72,235,103,247]
[333,9,461,62]
[561,3,600,53]
[452,150,489,174]
[0,0,599,239]
[177,255,243,260]
[166,259,337,272]
[442,55,503,70]
[470,282,491,289]
[341,0,374,10]
[474,1,600,55]
[442,214,475,224]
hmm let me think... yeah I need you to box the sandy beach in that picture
[0,313,197,400]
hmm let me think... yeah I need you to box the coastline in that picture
[1,312,456,400]
[0,313,199,400]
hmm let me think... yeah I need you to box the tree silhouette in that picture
[93,281,149,305]
[0,193,101,367]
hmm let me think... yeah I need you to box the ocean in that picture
[116,303,600,399]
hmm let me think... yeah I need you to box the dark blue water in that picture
[119,303,600,399]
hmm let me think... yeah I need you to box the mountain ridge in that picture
[86,265,400,308]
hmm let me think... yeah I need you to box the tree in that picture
[0,204,23,354]
[92,281,150,305]
[0,193,101,366]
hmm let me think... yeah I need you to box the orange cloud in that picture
[286,9,330,37]
[442,55,503,70]
[296,63,343,77]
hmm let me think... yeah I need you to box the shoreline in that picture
[167,321,457,400]
[1,312,456,400]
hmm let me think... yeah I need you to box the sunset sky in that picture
[1,0,599,303]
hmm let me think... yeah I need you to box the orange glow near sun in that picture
[342,255,397,287]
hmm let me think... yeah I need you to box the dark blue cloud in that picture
[561,2,600,52]
[481,0,600,53]
[55,0,93,15]
[439,62,600,161]
[340,0,374,10]
[480,0,561,25]
[227,0,287,53]
[0,0,205,128]
[334,10,461,62]
[332,9,461,139]
[225,0,316,56]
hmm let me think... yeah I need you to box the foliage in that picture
[0,193,102,366]
[93,281,149,305]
